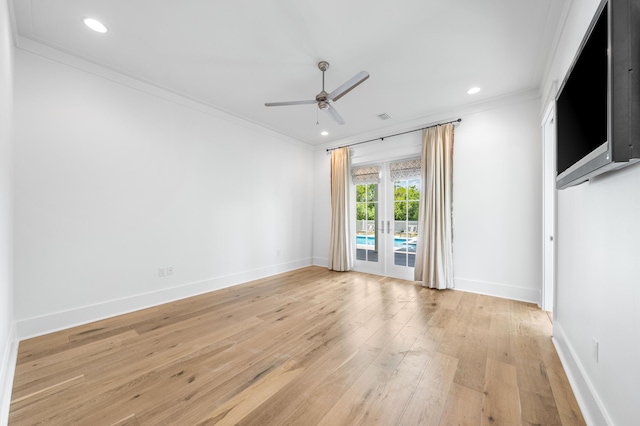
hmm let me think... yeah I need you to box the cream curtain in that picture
[328,147,353,271]
[414,124,455,289]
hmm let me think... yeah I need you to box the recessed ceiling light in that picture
[83,18,108,33]
[467,87,481,95]
[321,131,329,136]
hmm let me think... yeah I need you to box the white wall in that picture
[312,149,331,267]
[453,97,541,302]
[13,49,314,338]
[314,94,543,304]
[0,0,16,422]
[542,1,640,425]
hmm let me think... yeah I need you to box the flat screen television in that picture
[556,0,640,189]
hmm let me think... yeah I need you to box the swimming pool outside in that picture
[356,236,416,251]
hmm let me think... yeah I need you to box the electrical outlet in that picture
[158,267,166,278]
[167,266,174,276]
[592,338,599,363]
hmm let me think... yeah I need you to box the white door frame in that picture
[352,173,387,276]
[541,101,557,312]
[384,176,419,281]
[351,162,417,281]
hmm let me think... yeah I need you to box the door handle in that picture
[387,221,391,234]
[380,220,384,233]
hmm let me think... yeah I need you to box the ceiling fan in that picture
[265,61,369,125]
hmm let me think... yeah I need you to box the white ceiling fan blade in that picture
[265,99,316,107]
[324,104,345,125]
[328,71,369,102]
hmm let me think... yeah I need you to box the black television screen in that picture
[556,3,608,177]
[555,0,640,189]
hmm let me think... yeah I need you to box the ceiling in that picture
[10,0,567,146]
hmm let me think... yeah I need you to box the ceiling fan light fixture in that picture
[264,61,369,126]
[83,17,108,33]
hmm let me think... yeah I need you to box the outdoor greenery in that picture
[355,181,420,222]
[356,203,376,221]
[356,184,377,221]
[394,182,420,221]
[356,184,377,203]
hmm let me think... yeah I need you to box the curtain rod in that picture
[326,118,462,152]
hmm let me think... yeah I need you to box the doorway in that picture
[542,102,556,312]
[353,161,420,281]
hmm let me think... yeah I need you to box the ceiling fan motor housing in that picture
[316,89,329,108]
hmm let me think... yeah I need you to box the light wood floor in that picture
[9,266,585,425]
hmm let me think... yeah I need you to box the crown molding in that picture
[317,88,541,153]
[14,36,314,151]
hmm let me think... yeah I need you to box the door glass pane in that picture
[395,202,407,221]
[394,181,405,200]
[393,178,420,267]
[367,183,378,202]
[408,201,419,221]
[356,183,378,263]
[408,179,420,200]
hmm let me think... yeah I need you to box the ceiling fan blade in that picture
[328,71,369,102]
[324,104,345,125]
[265,100,316,107]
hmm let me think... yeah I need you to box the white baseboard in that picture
[313,257,329,268]
[0,322,18,426]
[552,321,612,426]
[454,277,540,304]
[16,258,313,340]
[310,267,540,304]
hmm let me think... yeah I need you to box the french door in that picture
[353,162,420,280]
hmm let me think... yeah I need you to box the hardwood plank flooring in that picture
[9,266,585,425]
